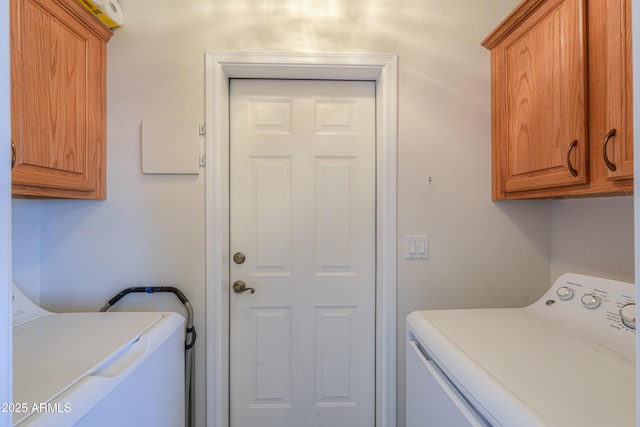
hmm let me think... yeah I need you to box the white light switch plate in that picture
[405,235,429,259]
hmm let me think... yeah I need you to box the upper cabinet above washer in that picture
[482,0,633,200]
[10,0,112,199]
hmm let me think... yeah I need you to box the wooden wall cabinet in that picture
[10,0,112,199]
[482,0,633,200]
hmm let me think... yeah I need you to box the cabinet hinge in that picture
[199,123,206,136]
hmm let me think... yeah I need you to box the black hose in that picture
[104,286,189,307]
[100,285,196,427]
[100,286,196,348]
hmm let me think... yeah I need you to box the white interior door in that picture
[229,79,376,427]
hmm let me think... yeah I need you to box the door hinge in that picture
[199,122,206,166]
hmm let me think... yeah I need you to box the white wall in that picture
[11,200,40,303]
[10,0,634,426]
[551,197,634,284]
[1,0,12,422]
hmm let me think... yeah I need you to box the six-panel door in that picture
[229,79,376,427]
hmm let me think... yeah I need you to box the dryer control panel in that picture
[527,273,636,359]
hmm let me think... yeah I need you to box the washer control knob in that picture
[581,293,602,309]
[619,303,636,329]
[556,287,574,301]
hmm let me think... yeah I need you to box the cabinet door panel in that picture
[499,0,587,193]
[13,0,93,191]
[10,0,111,199]
[483,0,633,199]
[48,11,87,174]
[590,0,633,181]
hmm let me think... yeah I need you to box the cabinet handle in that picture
[602,128,617,172]
[567,140,578,177]
[11,141,16,169]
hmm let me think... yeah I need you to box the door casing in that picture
[204,51,398,427]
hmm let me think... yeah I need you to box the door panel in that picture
[315,158,355,273]
[250,156,292,271]
[230,79,375,427]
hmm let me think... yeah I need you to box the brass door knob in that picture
[233,252,246,264]
[232,280,255,294]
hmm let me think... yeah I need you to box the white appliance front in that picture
[406,273,636,427]
[406,338,487,427]
[12,284,185,426]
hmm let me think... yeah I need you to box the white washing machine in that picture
[12,283,185,426]
[406,273,636,426]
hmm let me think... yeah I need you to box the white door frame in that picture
[204,51,398,427]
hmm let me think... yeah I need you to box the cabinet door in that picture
[11,0,106,198]
[589,0,633,181]
[491,0,588,197]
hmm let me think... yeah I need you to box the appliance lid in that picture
[12,312,165,424]
[12,282,49,326]
[408,308,635,427]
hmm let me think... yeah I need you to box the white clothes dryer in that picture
[12,283,185,426]
[406,273,636,426]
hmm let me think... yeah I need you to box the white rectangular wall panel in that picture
[141,116,201,174]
